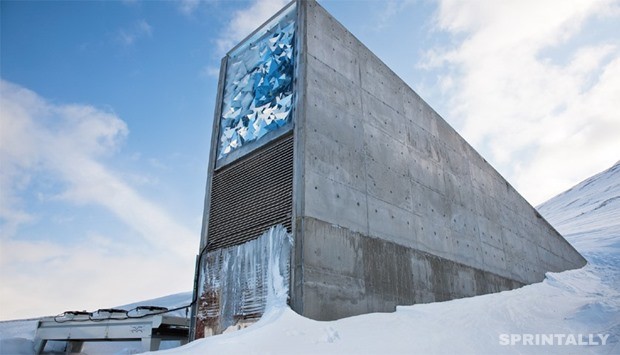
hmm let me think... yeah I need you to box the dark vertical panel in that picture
[207,134,294,251]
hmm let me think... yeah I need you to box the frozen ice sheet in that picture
[195,225,292,337]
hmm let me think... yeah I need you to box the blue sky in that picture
[1,0,619,320]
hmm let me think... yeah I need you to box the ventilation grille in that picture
[207,134,294,251]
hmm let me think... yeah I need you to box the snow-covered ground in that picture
[1,161,619,354]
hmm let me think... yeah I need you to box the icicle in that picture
[196,225,292,337]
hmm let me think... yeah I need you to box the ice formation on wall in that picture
[217,5,296,160]
[195,225,292,338]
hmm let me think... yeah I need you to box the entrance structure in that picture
[191,0,586,338]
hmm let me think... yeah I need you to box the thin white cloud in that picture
[1,237,192,319]
[200,65,221,78]
[215,0,290,55]
[178,0,201,16]
[0,80,195,319]
[425,0,620,205]
[117,19,153,46]
[0,80,195,254]
[375,0,417,30]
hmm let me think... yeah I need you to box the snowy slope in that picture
[538,161,620,264]
[1,162,619,355]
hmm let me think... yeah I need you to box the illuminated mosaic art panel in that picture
[217,5,296,160]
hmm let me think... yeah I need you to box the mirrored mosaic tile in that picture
[217,7,296,160]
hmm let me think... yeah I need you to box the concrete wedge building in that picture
[190,0,587,338]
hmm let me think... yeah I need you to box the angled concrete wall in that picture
[192,0,588,335]
[290,0,586,320]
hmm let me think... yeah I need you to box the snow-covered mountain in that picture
[1,161,619,354]
[538,161,620,263]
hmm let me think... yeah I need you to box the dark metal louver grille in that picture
[207,134,294,251]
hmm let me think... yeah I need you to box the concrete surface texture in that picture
[290,0,587,320]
